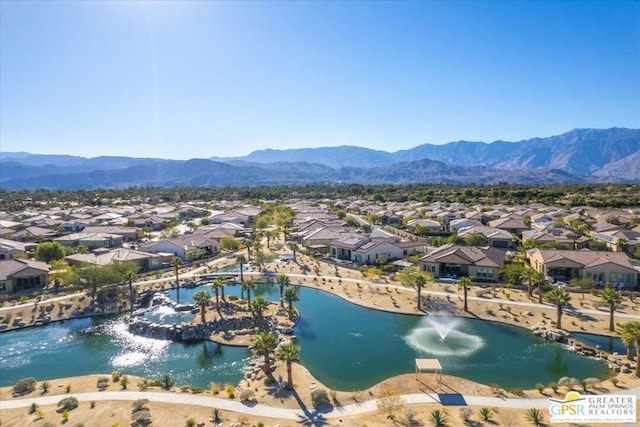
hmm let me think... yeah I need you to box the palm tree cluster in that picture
[617,321,640,378]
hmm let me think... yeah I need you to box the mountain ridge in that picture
[1,128,638,190]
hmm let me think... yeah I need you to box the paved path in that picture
[2,387,640,420]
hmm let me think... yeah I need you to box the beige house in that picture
[419,244,506,281]
[0,259,50,293]
[526,248,638,289]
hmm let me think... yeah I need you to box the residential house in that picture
[55,232,124,249]
[419,244,506,281]
[138,235,218,260]
[406,219,443,232]
[522,228,590,250]
[488,215,530,237]
[590,229,640,254]
[11,226,55,242]
[457,225,515,249]
[329,234,370,261]
[526,248,638,289]
[66,248,163,272]
[0,238,33,260]
[449,218,481,233]
[82,226,139,242]
[0,259,50,293]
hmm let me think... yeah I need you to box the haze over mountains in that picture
[1,128,638,190]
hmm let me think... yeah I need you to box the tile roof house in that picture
[526,248,638,289]
[522,228,590,250]
[138,235,218,260]
[0,259,50,293]
[82,226,139,242]
[0,238,33,260]
[457,225,515,249]
[488,215,530,237]
[66,248,163,272]
[590,229,640,254]
[11,226,56,242]
[419,243,506,281]
[55,232,124,249]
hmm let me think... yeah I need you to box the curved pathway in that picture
[2,387,639,420]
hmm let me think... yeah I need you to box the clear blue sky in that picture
[1,0,639,159]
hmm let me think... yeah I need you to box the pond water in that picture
[570,332,627,355]
[0,282,610,390]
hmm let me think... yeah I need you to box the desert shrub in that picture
[225,383,235,398]
[120,376,128,390]
[210,383,220,394]
[227,295,239,301]
[12,377,37,395]
[311,388,331,409]
[97,377,110,390]
[132,399,149,412]
[240,389,257,403]
[459,407,473,421]
[111,371,121,382]
[57,396,79,411]
[185,418,196,427]
[131,409,151,424]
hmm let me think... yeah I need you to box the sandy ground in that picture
[1,239,640,426]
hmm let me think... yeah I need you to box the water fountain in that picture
[404,314,484,357]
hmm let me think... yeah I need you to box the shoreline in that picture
[1,254,639,425]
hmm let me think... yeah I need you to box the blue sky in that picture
[1,0,639,159]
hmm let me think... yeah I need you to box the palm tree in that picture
[212,278,224,312]
[617,322,637,361]
[251,295,269,329]
[413,272,432,311]
[525,408,544,426]
[601,286,622,332]
[546,287,571,330]
[193,290,211,323]
[236,254,246,296]
[534,271,546,304]
[458,276,472,312]
[171,256,183,304]
[276,274,290,307]
[251,238,262,259]
[281,225,291,243]
[252,332,277,374]
[283,286,299,320]
[124,270,137,317]
[521,268,536,297]
[275,341,300,389]
[288,241,298,262]
[243,279,255,308]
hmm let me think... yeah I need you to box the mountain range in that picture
[1,128,638,190]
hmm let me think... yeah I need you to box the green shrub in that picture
[12,377,37,396]
[97,377,110,390]
[185,418,196,427]
[57,396,79,411]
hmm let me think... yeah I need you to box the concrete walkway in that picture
[2,387,639,420]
